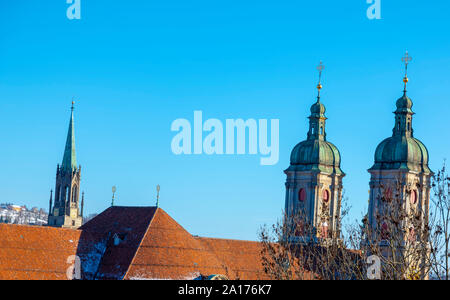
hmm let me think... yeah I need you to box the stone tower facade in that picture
[285,64,345,243]
[48,103,83,229]
[367,54,432,260]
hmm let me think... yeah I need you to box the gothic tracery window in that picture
[72,186,77,203]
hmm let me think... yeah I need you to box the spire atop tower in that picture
[61,101,77,172]
[401,51,412,94]
[49,101,83,229]
[316,61,325,101]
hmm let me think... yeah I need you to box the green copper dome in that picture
[372,136,430,173]
[310,101,326,117]
[370,93,431,174]
[395,94,413,113]
[290,139,343,174]
[287,95,344,175]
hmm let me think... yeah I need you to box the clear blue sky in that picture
[1,1,449,240]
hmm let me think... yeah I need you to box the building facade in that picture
[48,103,84,229]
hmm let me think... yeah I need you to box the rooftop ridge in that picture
[194,236,260,243]
[122,207,160,280]
[0,223,80,232]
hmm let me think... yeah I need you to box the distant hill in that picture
[0,203,48,226]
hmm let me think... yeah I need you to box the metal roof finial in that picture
[401,51,412,94]
[156,185,161,208]
[316,61,325,102]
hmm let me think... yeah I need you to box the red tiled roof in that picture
[124,208,229,280]
[0,207,267,280]
[80,206,157,280]
[195,237,267,280]
[0,224,81,280]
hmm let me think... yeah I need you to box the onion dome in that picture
[370,93,431,173]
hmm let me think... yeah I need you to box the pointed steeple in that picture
[49,101,83,229]
[49,190,53,216]
[61,101,77,172]
[307,61,327,141]
[393,52,415,138]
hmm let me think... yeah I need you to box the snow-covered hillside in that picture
[0,203,48,226]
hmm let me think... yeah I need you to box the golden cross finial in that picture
[316,61,325,101]
[401,51,412,93]
[71,97,75,111]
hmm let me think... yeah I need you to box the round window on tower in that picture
[410,190,417,205]
[323,190,329,203]
[298,189,306,202]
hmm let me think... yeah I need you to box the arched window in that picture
[381,222,389,239]
[320,127,323,135]
[408,226,416,242]
[407,122,411,131]
[323,190,329,203]
[321,221,329,239]
[383,188,392,201]
[65,186,69,202]
[410,190,417,205]
[72,186,77,203]
[55,186,60,204]
[298,189,306,202]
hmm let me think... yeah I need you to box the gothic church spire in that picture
[61,101,77,172]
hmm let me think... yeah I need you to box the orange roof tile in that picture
[195,237,267,280]
[0,207,268,280]
[80,206,157,280]
[124,208,230,280]
[0,224,81,280]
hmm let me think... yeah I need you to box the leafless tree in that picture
[259,165,450,280]
[428,163,450,280]
[259,196,366,280]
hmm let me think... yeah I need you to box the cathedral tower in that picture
[367,52,432,251]
[48,102,83,229]
[284,62,345,242]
